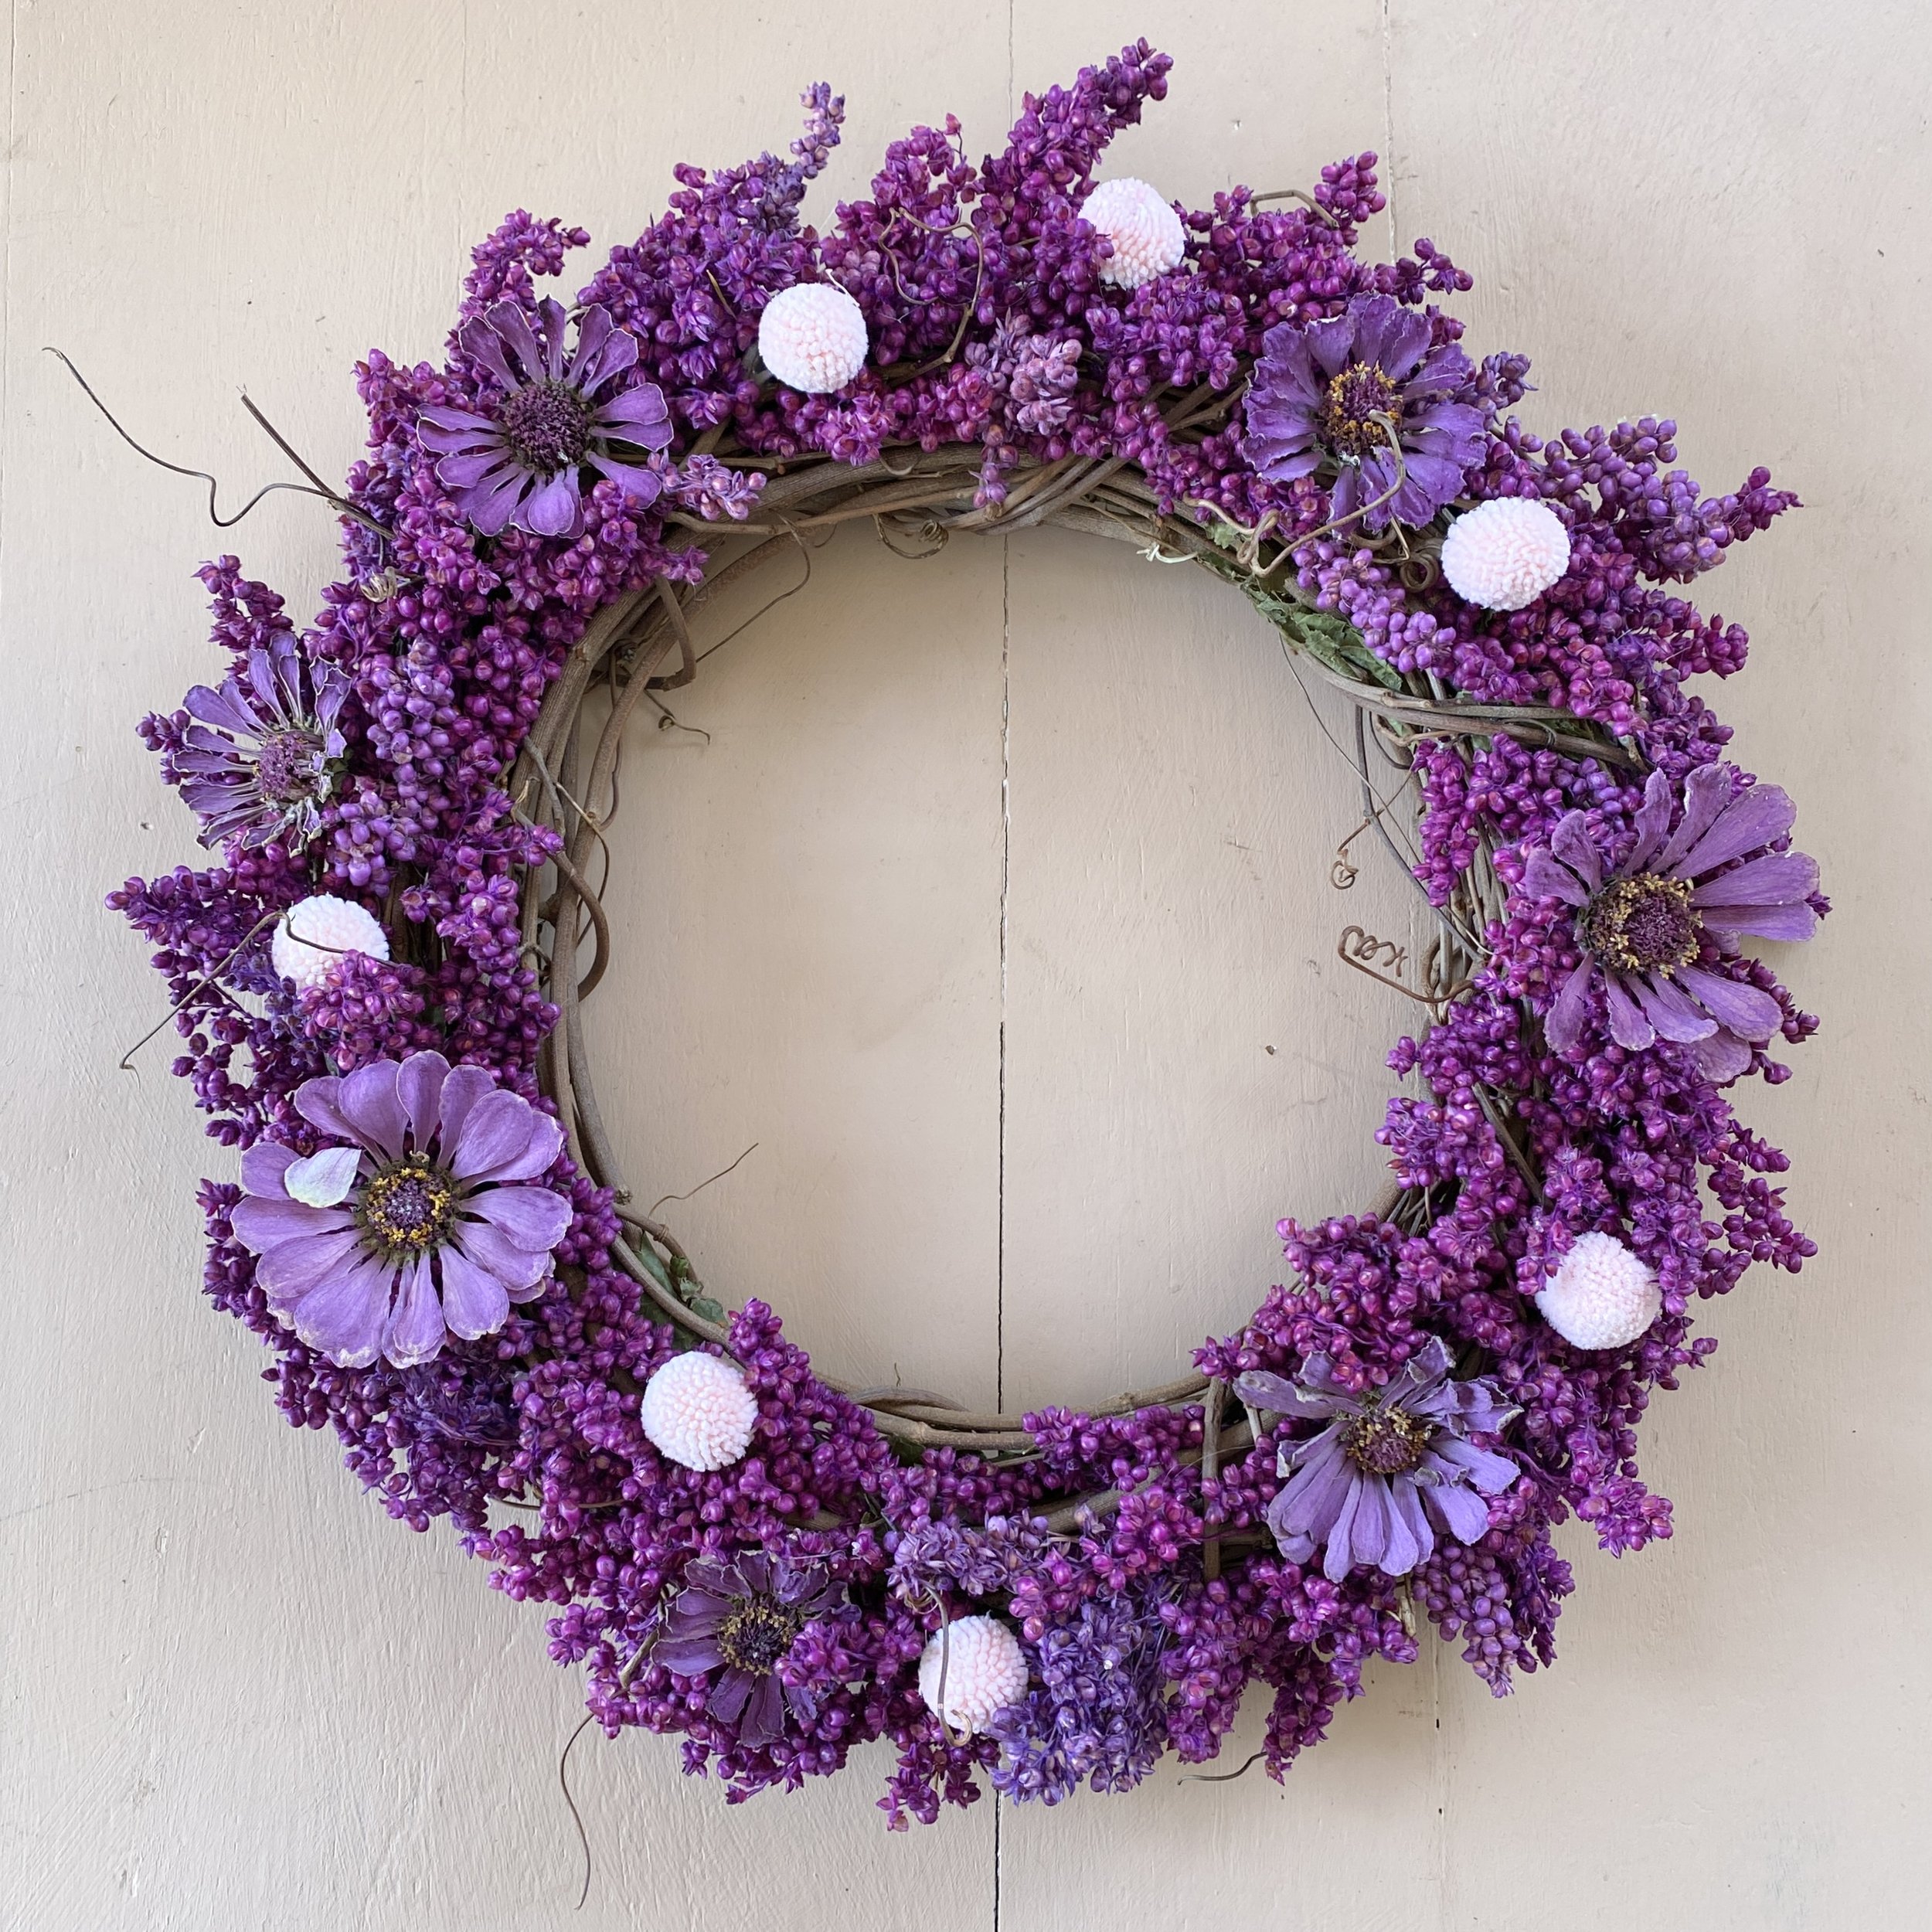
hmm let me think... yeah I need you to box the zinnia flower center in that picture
[716,1597,803,1677]
[1582,873,1703,975]
[359,1153,457,1253]
[253,729,322,804]
[1339,1403,1432,1476]
[499,380,593,474]
[1321,363,1401,458]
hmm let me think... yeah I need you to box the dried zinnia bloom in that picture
[175,631,349,850]
[1241,291,1483,531]
[1525,763,1818,1080]
[655,1550,847,1750]
[1236,1338,1519,1581]
[420,299,673,539]
[231,1051,569,1368]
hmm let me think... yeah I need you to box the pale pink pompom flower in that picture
[757,281,869,393]
[1078,178,1187,289]
[1440,496,1571,610]
[1536,1231,1662,1349]
[272,893,389,992]
[640,1351,760,1470]
[917,1615,1029,1736]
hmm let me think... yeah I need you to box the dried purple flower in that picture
[1526,763,1818,1080]
[1242,291,1482,529]
[231,1051,570,1368]
[655,1549,847,1750]
[1236,1338,1519,1581]
[174,632,349,850]
[419,299,673,538]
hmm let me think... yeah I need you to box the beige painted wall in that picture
[3,4,1927,1927]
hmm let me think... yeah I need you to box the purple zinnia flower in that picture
[655,1550,847,1750]
[174,632,349,851]
[1241,291,1483,530]
[1236,1338,1518,1582]
[419,298,674,539]
[1525,763,1818,1080]
[231,1051,570,1369]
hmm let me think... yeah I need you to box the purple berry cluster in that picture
[109,43,1816,1822]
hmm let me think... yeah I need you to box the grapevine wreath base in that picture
[109,43,1821,1823]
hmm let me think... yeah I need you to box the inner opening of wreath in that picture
[522,469,1465,1424]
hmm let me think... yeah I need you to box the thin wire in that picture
[691,529,821,668]
[647,1142,760,1218]
[47,348,390,539]
[557,1715,596,1911]
[1181,1750,1268,1784]
[118,907,281,1069]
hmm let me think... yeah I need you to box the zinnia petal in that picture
[1374,306,1432,381]
[741,1674,787,1748]
[437,1243,512,1342]
[240,1138,300,1197]
[1690,1027,1754,1082]
[1270,1432,1353,1543]
[252,1224,362,1303]
[456,315,522,394]
[1675,965,1782,1042]
[461,468,529,536]
[1672,784,1797,880]
[1632,973,1717,1043]
[1345,1475,1391,1572]
[451,1216,552,1293]
[1522,849,1589,903]
[383,1253,447,1367]
[284,1144,363,1207]
[232,1193,354,1252]
[1655,764,1733,872]
[1688,851,1818,908]
[1550,813,1604,889]
[465,1183,571,1253]
[566,304,633,393]
[585,452,665,505]
[1305,312,1357,376]
[1379,1477,1427,1576]
[449,1093,563,1185]
[707,1668,755,1724]
[1546,955,1595,1054]
[1321,1475,1367,1583]
[335,1060,409,1160]
[1428,1437,1518,1495]
[519,470,583,539]
[1603,972,1656,1050]
[1422,1473,1492,1545]
[653,1635,726,1675]
[594,383,672,445]
[287,1251,395,1368]
[1623,768,1676,872]
[1233,1371,1342,1420]
[1696,900,1818,944]
[394,1051,452,1148]
[433,1063,496,1159]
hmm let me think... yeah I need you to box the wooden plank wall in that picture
[3,4,1924,1926]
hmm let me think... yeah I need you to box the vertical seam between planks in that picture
[1380,0,1399,257]
[997,535,1010,1417]
[994,12,1014,1926]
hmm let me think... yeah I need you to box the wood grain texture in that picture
[2,2,1927,1927]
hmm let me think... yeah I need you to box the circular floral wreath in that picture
[107,43,1822,1823]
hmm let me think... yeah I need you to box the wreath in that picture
[104,42,1822,1826]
